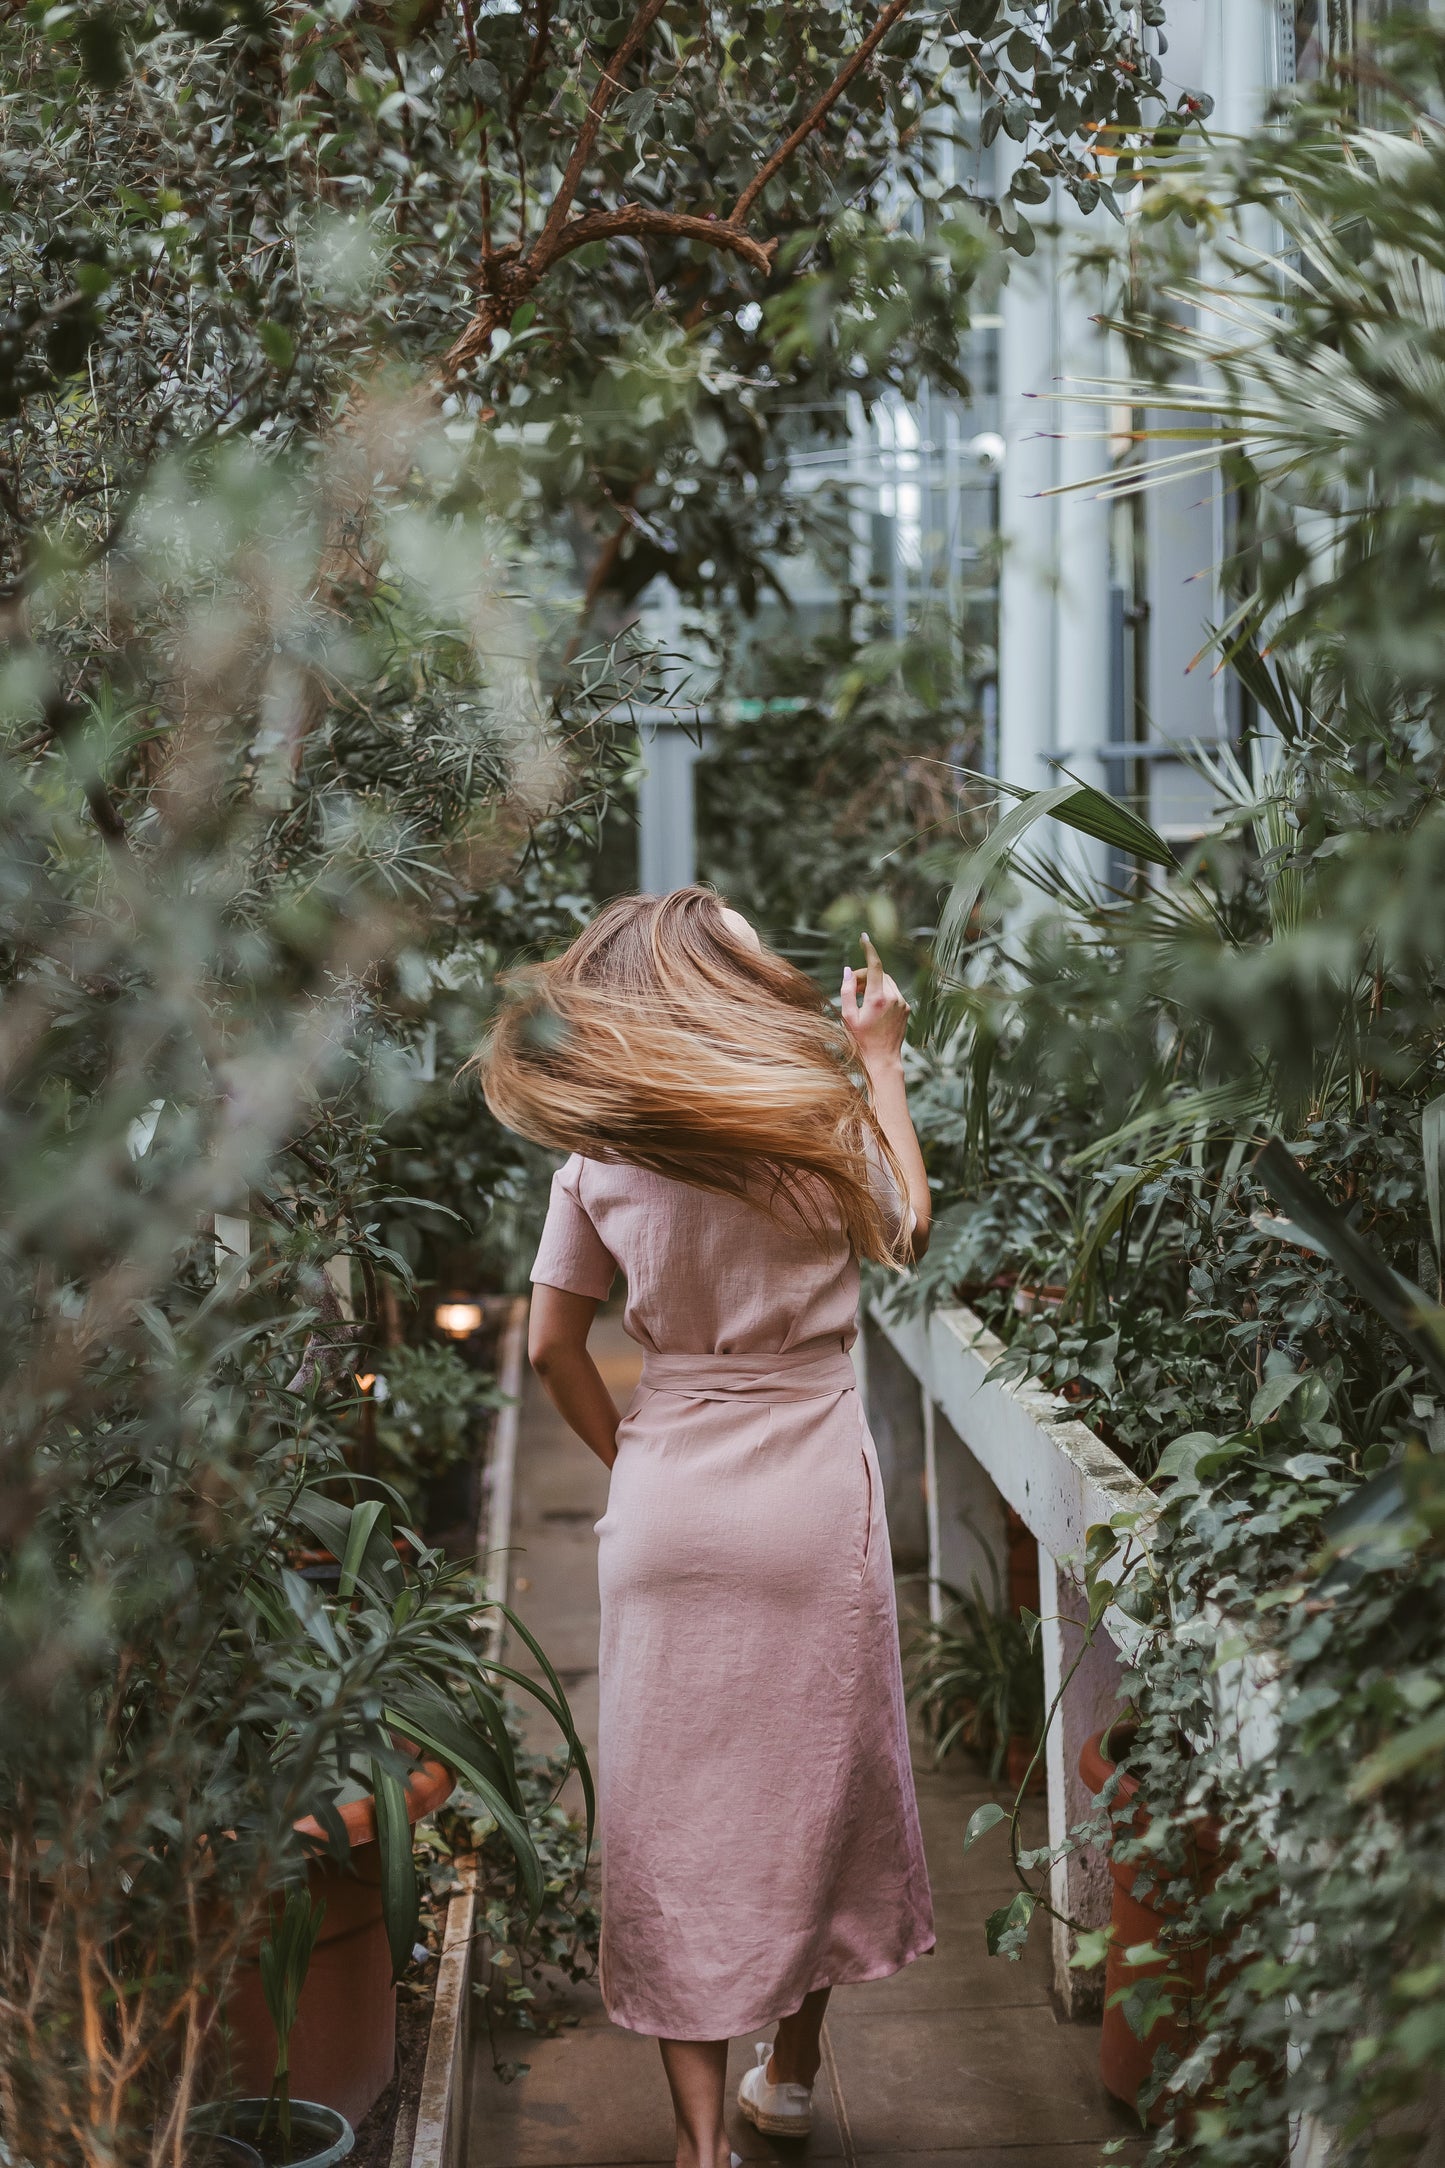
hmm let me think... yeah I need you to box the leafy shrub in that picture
[373,1344,505,1532]
[907,1574,1045,1781]
[912,24,1445,2161]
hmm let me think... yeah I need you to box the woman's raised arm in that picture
[840,933,932,1261]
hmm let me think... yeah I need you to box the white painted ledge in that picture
[409,1863,477,2168]
[868,1295,1151,1622]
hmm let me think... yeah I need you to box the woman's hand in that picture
[840,934,931,1258]
[841,932,911,1075]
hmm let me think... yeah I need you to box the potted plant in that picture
[212,1485,587,2129]
[189,2099,352,2168]
[906,1566,1045,1790]
[219,1747,455,2127]
[191,1889,353,2164]
[1079,1722,1224,2120]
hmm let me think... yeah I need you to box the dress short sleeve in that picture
[530,1155,617,1300]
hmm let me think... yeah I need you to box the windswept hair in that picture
[476,887,909,1266]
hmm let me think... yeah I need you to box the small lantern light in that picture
[434,1299,483,1340]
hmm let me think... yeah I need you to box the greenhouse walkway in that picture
[470,1315,1137,2167]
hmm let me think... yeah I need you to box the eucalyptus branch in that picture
[509,0,556,123]
[443,0,915,382]
[529,0,670,266]
[543,202,775,276]
[731,0,913,223]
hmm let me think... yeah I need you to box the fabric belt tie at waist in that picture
[639,1345,856,1403]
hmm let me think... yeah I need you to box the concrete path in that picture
[471,1316,1137,2168]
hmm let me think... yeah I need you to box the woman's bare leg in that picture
[768,1985,830,2088]
[659,2037,730,2168]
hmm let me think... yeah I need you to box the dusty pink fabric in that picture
[530,1154,935,2040]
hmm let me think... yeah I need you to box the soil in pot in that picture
[190,2099,353,2168]
[220,1757,453,2129]
[1080,1725,1222,2122]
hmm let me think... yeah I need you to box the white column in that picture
[637,722,702,893]
[996,234,1060,797]
[1040,1547,1125,2012]
[1051,205,1115,883]
[998,193,1117,887]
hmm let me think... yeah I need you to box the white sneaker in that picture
[737,2040,815,2137]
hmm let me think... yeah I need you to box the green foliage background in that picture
[903,33,1445,2161]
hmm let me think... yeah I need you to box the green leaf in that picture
[499,1603,597,1848]
[337,1497,387,1603]
[938,785,1085,976]
[289,1492,401,1603]
[384,1701,543,1921]
[1250,1371,1307,1425]
[1350,1707,1445,1800]
[1065,1159,1175,1314]
[985,1888,1036,1958]
[1069,1927,1112,1971]
[258,320,295,370]
[279,1568,341,1661]
[1255,1140,1445,1396]
[936,778,1178,982]
[258,1885,326,2051]
[1154,1430,1221,1481]
[371,1758,419,1982]
[963,1801,1008,1850]
[1252,1213,1329,1256]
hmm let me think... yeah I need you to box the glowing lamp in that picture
[435,1300,483,1340]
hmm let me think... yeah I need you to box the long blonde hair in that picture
[477,888,908,1265]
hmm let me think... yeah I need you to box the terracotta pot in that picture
[1080,1726,1222,2123]
[222,1758,453,2129]
[1003,1506,1040,1617]
[1011,1282,1067,1317]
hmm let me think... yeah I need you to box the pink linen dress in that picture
[529,1152,934,2041]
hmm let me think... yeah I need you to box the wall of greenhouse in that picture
[634,0,1344,894]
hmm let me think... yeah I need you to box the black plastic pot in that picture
[189,2100,353,2168]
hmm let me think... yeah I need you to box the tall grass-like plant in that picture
[256,1891,326,2156]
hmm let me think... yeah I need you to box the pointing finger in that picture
[861,934,884,1002]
